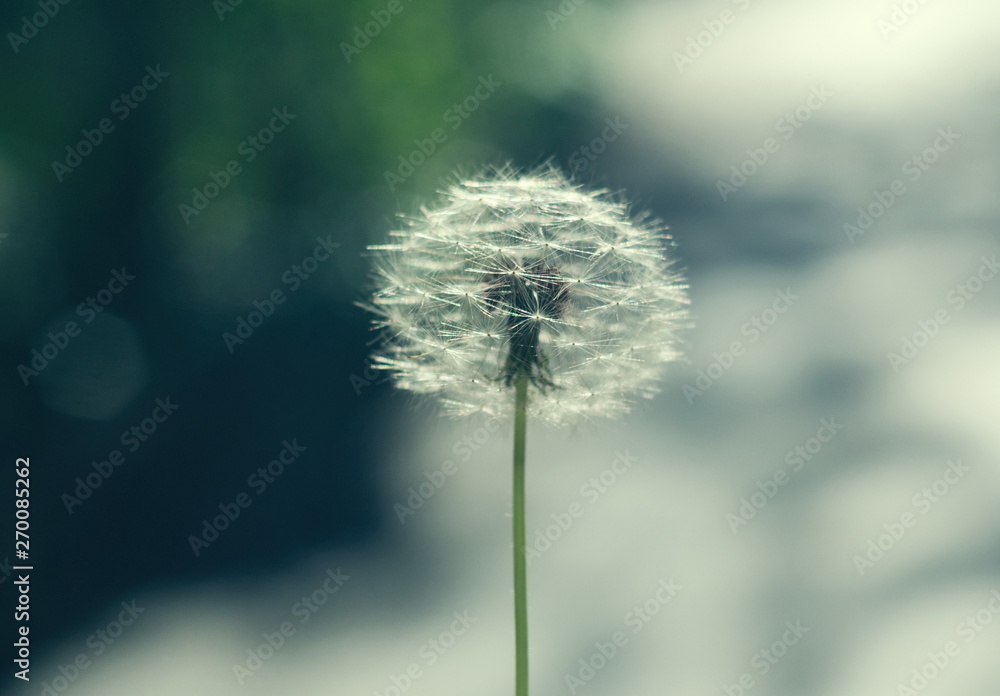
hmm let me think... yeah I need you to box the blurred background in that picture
[2,0,1000,693]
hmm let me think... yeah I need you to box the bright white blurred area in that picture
[32,0,1000,694]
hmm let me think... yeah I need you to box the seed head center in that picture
[484,257,569,389]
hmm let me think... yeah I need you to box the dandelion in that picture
[363,164,689,696]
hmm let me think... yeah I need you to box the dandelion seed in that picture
[363,164,690,426]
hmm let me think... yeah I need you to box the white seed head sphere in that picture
[365,166,690,425]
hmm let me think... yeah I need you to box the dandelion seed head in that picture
[363,164,690,425]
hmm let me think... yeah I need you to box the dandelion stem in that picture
[513,369,529,696]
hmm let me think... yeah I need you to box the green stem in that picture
[513,370,529,696]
